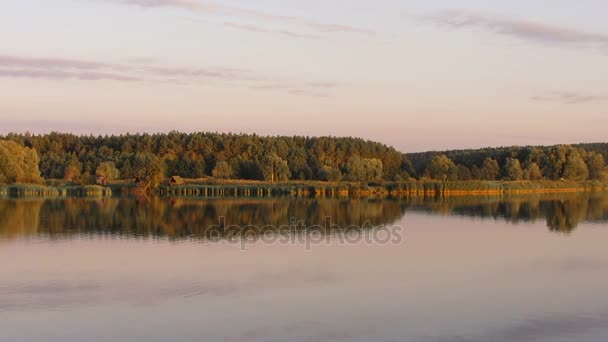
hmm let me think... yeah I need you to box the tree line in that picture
[0,132,403,185]
[407,144,607,182]
[1,132,607,185]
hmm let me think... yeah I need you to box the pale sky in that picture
[0,0,607,152]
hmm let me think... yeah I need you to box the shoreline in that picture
[1,180,607,199]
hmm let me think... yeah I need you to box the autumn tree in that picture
[64,161,82,181]
[212,161,233,179]
[0,140,43,184]
[96,162,120,181]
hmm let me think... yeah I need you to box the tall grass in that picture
[159,179,608,199]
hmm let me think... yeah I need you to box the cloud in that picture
[223,22,321,40]
[0,54,338,96]
[103,0,207,10]
[0,68,141,82]
[532,91,608,104]
[429,10,608,50]
[100,0,376,37]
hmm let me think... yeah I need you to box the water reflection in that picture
[1,193,607,240]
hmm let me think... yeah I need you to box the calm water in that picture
[1,194,608,342]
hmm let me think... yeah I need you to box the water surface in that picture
[1,194,608,342]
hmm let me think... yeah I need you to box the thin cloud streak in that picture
[532,91,608,104]
[0,68,141,82]
[0,54,338,97]
[223,22,321,40]
[102,0,208,10]
[101,0,376,36]
[430,10,608,50]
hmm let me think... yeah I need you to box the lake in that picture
[1,194,608,342]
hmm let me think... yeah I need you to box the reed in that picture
[159,179,608,199]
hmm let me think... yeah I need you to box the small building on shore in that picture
[167,176,185,186]
[96,175,108,186]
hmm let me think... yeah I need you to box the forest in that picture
[0,132,607,186]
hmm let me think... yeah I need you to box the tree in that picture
[470,165,482,180]
[132,153,165,190]
[317,165,342,182]
[96,162,120,181]
[262,154,291,182]
[525,162,543,180]
[562,150,589,181]
[543,146,568,180]
[456,164,472,181]
[504,158,524,181]
[345,156,383,182]
[424,155,455,181]
[64,160,82,181]
[0,140,43,184]
[212,161,233,179]
[586,153,606,180]
[480,158,500,181]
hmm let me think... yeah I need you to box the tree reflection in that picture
[1,194,607,240]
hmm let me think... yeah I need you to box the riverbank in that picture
[158,179,608,198]
[0,184,112,198]
[1,180,606,199]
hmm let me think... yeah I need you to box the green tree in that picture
[96,162,120,181]
[543,146,568,180]
[504,158,524,180]
[480,158,500,180]
[456,164,472,181]
[317,165,342,182]
[525,162,543,180]
[562,150,589,181]
[132,153,166,190]
[470,165,482,180]
[424,155,455,181]
[586,153,606,180]
[262,154,291,182]
[345,156,383,182]
[212,161,233,179]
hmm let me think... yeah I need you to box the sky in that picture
[0,0,607,152]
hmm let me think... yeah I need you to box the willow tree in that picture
[424,155,455,181]
[0,140,43,184]
[132,153,165,191]
[96,162,120,181]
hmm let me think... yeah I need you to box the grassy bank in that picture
[0,184,112,198]
[159,179,608,198]
[1,180,606,199]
